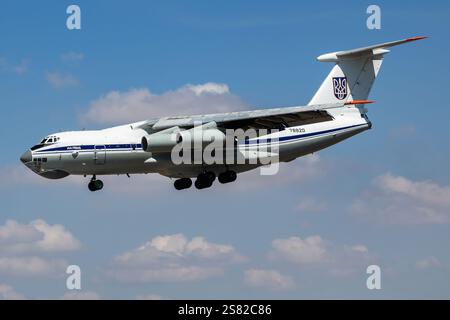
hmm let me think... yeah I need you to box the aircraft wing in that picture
[135,101,368,132]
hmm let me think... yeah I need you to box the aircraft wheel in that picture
[88,181,96,192]
[174,178,192,190]
[88,179,103,192]
[195,172,215,190]
[218,171,237,184]
[205,171,216,182]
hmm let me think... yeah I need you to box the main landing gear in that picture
[173,170,237,191]
[88,175,103,192]
[174,178,192,190]
[218,171,237,184]
[195,172,216,190]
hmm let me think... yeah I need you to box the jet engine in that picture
[141,126,181,153]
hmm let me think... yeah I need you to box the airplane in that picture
[20,37,425,191]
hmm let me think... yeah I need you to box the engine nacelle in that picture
[141,126,181,153]
[141,122,226,153]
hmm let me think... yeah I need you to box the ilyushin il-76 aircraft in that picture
[20,37,425,191]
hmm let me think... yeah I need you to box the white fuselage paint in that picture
[23,106,370,180]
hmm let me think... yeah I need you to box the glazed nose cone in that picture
[20,150,32,163]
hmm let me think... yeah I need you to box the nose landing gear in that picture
[88,175,104,192]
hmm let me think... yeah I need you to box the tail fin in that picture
[308,37,426,106]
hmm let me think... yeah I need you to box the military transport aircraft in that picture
[20,37,425,191]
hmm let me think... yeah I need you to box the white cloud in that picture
[0,219,81,254]
[0,284,26,300]
[0,219,80,277]
[0,220,42,245]
[108,233,244,283]
[269,235,373,277]
[351,173,450,225]
[327,245,373,277]
[271,236,327,265]
[83,83,245,124]
[186,83,230,95]
[61,52,84,63]
[0,256,67,277]
[244,269,294,291]
[61,291,100,300]
[46,72,79,88]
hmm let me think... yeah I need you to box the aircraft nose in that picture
[20,150,32,163]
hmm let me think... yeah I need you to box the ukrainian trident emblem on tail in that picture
[332,77,348,100]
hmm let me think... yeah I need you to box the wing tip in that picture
[405,36,428,42]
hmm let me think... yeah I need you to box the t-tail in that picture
[308,36,427,106]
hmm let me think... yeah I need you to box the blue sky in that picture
[1,0,450,299]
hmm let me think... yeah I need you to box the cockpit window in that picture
[31,136,60,151]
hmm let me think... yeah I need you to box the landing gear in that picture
[218,171,237,184]
[88,175,103,192]
[173,171,236,190]
[174,178,192,190]
[194,171,216,190]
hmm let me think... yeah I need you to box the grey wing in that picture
[136,103,343,133]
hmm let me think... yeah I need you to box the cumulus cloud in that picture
[46,72,79,88]
[0,219,81,254]
[351,173,450,225]
[61,291,100,300]
[0,284,26,300]
[0,256,67,277]
[83,83,246,124]
[269,235,373,277]
[271,236,327,265]
[107,233,245,283]
[244,269,294,291]
[0,219,80,277]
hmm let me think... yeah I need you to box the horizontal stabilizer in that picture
[317,36,427,62]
